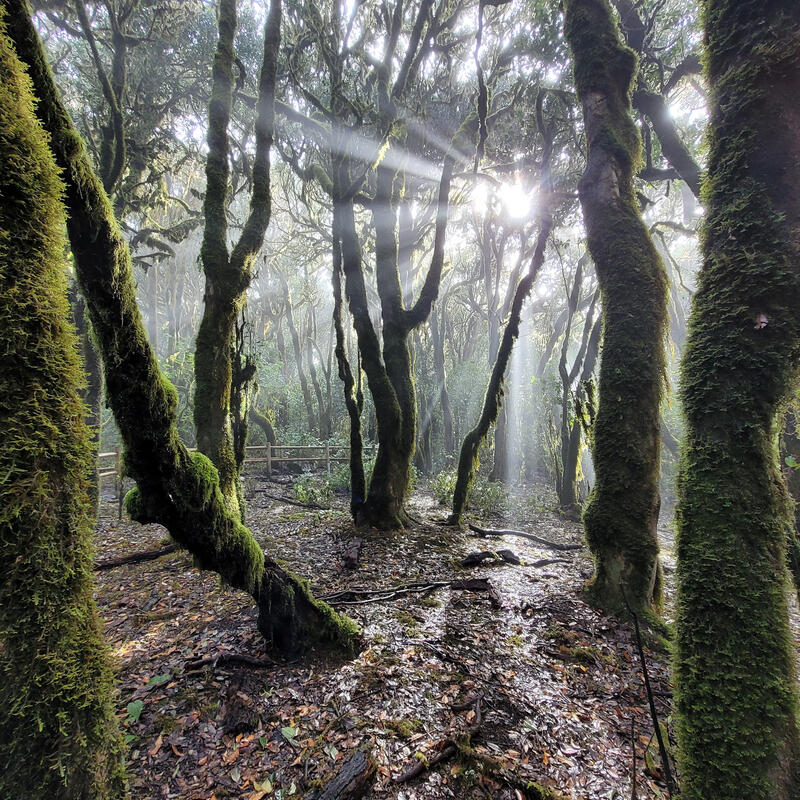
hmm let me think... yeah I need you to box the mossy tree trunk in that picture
[674,2,800,797]
[4,0,358,658]
[563,0,669,616]
[194,0,280,518]
[0,11,126,796]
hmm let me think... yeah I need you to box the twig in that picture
[94,544,179,570]
[468,523,582,552]
[621,589,676,797]
[631,717,637,800]
[250,490,329,510]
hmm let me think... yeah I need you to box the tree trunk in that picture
[430,301,454,456]
[564,0,669,616]
[279,274,317,436]
[194,0,279,516]
[674,2,800,797]
[0,18,126,795]
[449,213,553,525]
[4,0,358,658]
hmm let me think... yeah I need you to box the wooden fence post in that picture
[116,447,123,520]
[326,441,331,476]
[267,443,272,479]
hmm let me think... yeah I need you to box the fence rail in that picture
[98,443,374,518]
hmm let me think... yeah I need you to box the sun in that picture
[472,179,535,220]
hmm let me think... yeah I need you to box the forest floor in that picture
[94,474,680,800]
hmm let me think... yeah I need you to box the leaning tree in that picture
[3,0,358,656]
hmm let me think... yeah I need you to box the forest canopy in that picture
[1,0,799,799]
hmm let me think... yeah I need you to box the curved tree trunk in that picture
[0,16,126,795]
[674,2,800,797]
[4,0,358,658]
[564,0,669,616]
[448,213,553,525]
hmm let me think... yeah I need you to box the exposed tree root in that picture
[94,544,179,571]
[469,523,582,552]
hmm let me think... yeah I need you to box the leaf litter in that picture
[93,475,682,799]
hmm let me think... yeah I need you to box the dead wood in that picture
[250,490,329,510]
[395,697,482,783]
[306,747,377,800]
[184,653,278,672]
[342,538,363,570]
[461,551,497,567]
[321,577,501,607]
[531,558,571,568]
[94,544,179,570]
[469,523,583,552]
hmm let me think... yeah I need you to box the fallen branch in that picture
[469,523,582,552]
[395,698,482,783]
[306,747,377,800]
[94,544,179,570]
[461,549,521,567]
[530,558,571,568]
[184,652,278,672]
[250,490,329,510]
[320,577,501,608]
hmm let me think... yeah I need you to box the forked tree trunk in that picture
[194,0,278,517]
[674,2,800,797]
[0,16,126,796]
[4,0,358,658]
[564,0,669,616]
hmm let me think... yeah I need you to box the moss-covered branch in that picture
[0,11,126,795]
[3,0,358,657]
[674,2,800,797]
[564,0,669,616]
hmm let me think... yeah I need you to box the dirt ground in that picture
[94,474,679,800]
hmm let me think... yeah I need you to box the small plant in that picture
[468,478,508,517]
[292,473,332,506]
[431,468,457,505]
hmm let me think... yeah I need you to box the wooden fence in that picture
[98,443,374,517]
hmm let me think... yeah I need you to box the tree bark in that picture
[4,0,358,658]
[674,2,800,797]
[0,15,126,795]
[448,211,553,525]
[194,0,279,516]
[564,0,669,616]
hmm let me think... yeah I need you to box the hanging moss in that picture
[3,0,358,658]
[563,0,669,617]
[674,2,800,798]
[0,12,126,797]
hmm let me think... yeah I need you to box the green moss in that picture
[0,9,126,796]
[674,2,800,798]
[564,0,668,616]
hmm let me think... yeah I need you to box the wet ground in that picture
[94,476,678,799]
